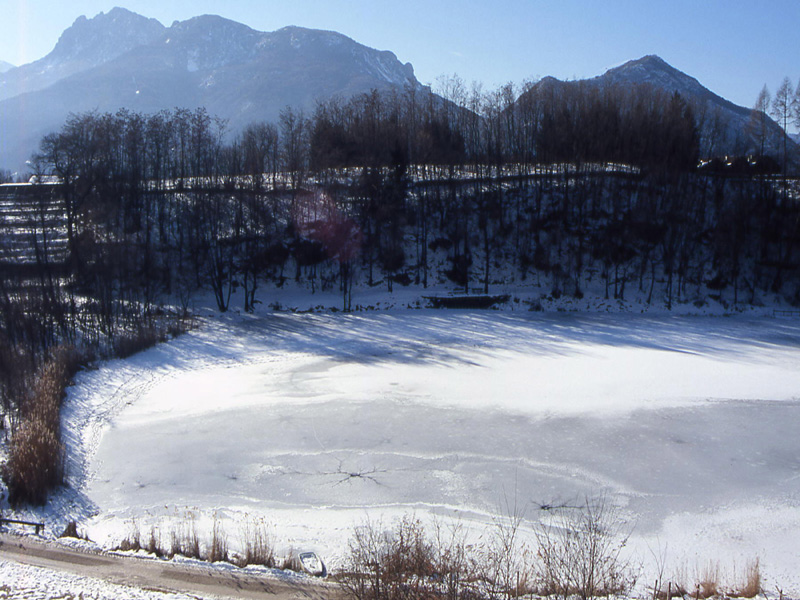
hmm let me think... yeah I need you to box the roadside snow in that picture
[0,560,210,600]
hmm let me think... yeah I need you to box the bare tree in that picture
[746,85,771,157]
[770,77,796,176]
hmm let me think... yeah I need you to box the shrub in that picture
[340,516,482,600]
[59,520,89,540]
[1,345,84,506]
[112,326,165,359]
[534,496,636,599]
[479,498,533,598]
[2,417,63,505]
[237,516,275,568]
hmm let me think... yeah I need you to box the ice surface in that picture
[57,312,800,592]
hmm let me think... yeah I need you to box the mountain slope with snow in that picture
[0,10,424,172]
[518,55,794,160]
[0,7,165,103]
[595,55,792,157]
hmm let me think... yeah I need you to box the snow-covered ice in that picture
[22,310,800,594]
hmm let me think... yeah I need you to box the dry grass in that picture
[665,557,762,599]
[206,515,228,563]
[146,525,164,558]
[734,558,761,598]
[2,345,84,505]
[2,417,63,506]
[114,513,277,570]
[282,548,303,573]
[116,519,142,552]
[235,516,276,568]
[184,517,201,559]
[168,524,184,558]
[697,561,720,598]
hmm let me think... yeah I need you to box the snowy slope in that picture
[0,11,424,172]
[0,8,165,103]
[596,55,794,158]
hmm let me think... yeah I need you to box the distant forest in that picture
[1,82,799,504]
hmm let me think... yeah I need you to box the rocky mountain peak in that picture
[161,14,262,71]
[598,55,707,97]
[50,7,165,64]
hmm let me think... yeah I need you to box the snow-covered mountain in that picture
[596,55,791,158]
[0,9,424,172]
[597,55,740,110]
[0,8,165,103]
[519,55,793,160]
[0,9,789,172]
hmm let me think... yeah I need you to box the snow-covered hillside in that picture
[0,9,425,172]
[522,54,796,159]
[0,8,165,103]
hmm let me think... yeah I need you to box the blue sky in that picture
[4,0,799,112]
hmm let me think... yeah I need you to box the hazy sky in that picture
[3,0,799,111]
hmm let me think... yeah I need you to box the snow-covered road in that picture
[0,532,337,599]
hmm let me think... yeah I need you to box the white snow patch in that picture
[0,560,207,599]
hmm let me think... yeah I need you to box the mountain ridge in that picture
[596,55,749,118]
[518,53,793,160]
[0,10,792,172]
[0,7,165,103]
[0,9,425,171]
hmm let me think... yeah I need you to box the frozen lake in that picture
[66,311,800,592]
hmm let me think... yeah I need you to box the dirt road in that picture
[0,533,343,599]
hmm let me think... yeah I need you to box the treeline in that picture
[309,78,701,172]
[19,92,798,315]
[9,91,800,320]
